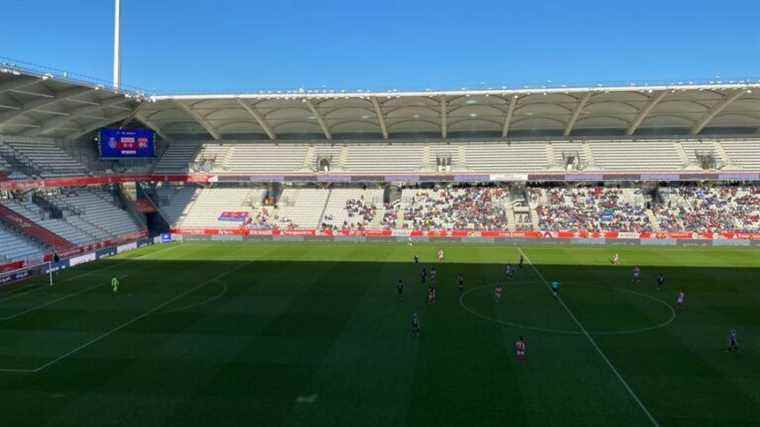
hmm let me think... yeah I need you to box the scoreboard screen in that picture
[99,128,156,158]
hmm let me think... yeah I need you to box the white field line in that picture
[2,261,251,374]
[0,243,180,320]
[517,247,660,427]
[0,275,128,321]
[0,285,47,303]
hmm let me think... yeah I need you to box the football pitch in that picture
[0,242,758,426]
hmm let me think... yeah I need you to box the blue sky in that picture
[1,0,758,93]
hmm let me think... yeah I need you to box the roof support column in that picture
[626,91,668,135]
[440,97,448,139]
[564,92,592,136]
[0,76,42,95]
[236,98,276,140]
[174,100,221,139]
[304,99,332,140]
[0,87,93,128]
[370,97,389,139]
[502,96,518,138]
[691,90,745,135]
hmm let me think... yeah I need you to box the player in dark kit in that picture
[420,267,427,285]
[518,254,524,269]
[414,255,419,264]
[656,273,665,291]
[457,273,465,294]
[505,264,514,279]
[427,287,437,304]
[727,329,739,352]
[430,267,437,284]
[396,279,405,299]
[411,313,421,337]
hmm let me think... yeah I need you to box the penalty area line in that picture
[517,247,660,427]
[0,261,251,374]
[0,274,129,322]
[0,243,182,320]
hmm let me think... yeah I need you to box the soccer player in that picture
[551,280,560,297]
[437,248,445,262]
[430,267,437,284]
[515,336,527,361]
[457,273,465,294]
[111,276,119,293]
[727,329,739,352]
[420,267,427,285]
[505,264,514,280]
[414,255,419,264]
[632,265,641,285]
[656,273,665,291]
[518,254,524,269]
[396,279,405,299]
[427,287,436,304]
[611,253,620,265]
[676,290,686,310]
[495,284,503,302]
[411,312,421,337]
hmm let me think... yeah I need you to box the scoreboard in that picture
[99,129,156,159]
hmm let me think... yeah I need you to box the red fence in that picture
[0,174,213,191]
[171,227,760,241]
[49,230,148,260]
[0,203,76,251]
[0,260,25,274]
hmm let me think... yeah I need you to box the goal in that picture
[0,262,53,288]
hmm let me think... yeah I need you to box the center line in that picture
[517,247,660,427]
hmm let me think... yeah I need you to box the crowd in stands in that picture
[171,183,760,234]
[247,207,274,229]
[396,186,510,230]
[321,196,378,231]
[655,184,760,232]
[529,186,653,232]
[382,201,400,229]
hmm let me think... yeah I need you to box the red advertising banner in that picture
[0,174,214,191]
[247,229,275,236]
[282,229,317,237]
[53,230,149,259]
[170,227,760,242]
[0,260,25,273]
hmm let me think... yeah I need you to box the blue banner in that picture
[99,128,156,158]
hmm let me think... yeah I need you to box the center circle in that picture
[459,283,676,336]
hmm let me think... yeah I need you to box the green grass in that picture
[0,242,759,426]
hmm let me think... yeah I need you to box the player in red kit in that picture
[515,337,527,361]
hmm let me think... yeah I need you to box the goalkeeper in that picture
[111,276,120,293]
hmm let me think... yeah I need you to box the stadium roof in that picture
[149,85,760,141]
[3,61,760,141]
[0,64,143,140]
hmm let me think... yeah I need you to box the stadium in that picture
[1,2,760,426]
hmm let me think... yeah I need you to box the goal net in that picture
[0,262,52,288]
